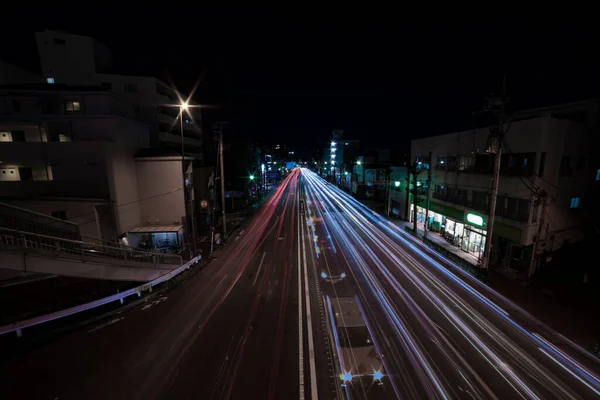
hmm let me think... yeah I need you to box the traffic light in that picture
[249,175,255,180]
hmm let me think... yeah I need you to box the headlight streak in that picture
[307,174,451,399]
[325,171,600,387]
[320,180,578,398]
[301,168,600,399]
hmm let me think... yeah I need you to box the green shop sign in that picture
[466,212,484,227]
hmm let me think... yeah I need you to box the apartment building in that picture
[410,100,598,272]
[35,30,203,159]
[0,84,191,247]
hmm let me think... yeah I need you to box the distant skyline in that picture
[2,7,598,152]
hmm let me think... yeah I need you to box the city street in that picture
[1,168,600,399]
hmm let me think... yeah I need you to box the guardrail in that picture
[0,255,202,337]
[0,227,182,266]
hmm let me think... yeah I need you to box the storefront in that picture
[443,219,464,246]
[410,200,487,261]
[461,224,486,261]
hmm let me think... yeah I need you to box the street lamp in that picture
[357,160,362,165]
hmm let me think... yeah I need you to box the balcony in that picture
[0,180,110,200]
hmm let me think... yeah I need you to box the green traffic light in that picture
[250,175,255,180]
[394,181,400,187]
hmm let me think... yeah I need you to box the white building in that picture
[35,30,203,159]
[411,101,598,272]
[0,84,189,246]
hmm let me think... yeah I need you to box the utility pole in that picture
[405,168,411,221]
[216,123,228,239]
[481,78,509,270]
[528,189,547,277]
[385,167,392,216]
[411,166,419,234]
[424,151,432,239]
[180,109,192,256]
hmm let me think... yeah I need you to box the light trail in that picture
[301,168,600,399]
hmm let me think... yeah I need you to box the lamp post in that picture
[178,102,198,258]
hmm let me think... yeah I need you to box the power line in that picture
[50,185,185,227]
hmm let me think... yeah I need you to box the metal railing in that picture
[0,227,182,267]
[0,255,201,337]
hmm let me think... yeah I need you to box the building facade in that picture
[35,30,203,159]
[411,103,597,273]
[0,84,192,248]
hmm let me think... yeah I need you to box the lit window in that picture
[570,197,580,209]
[47,77,55,84]
[65,101,81,112]
[596,169,600,181]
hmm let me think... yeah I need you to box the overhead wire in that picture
[47,185,185,228]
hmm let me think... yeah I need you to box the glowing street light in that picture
[181,102,189,110]
[357,160,362,165]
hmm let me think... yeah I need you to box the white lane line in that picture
[298,206,305,400]
[252,252,267,287]
[301,211,319,399]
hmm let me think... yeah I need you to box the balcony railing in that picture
[0,227,182,267]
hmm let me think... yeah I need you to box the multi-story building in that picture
[410,100,598,273]
[35,30,203,159]
[0,83,191,247]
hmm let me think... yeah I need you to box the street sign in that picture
[200,200,208,208]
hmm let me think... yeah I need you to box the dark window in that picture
[53,38,66,45]
[12,100,21,112]
[471,191,488,212]
[456,188,468,206]
[576,156,586,171]
[559,156,573,177]
[11,130,25,142]
[538,152,547,177]
[101,82,112,90]
[65,100,81,112]
[51,211,67,220]
[124,83,138,93]
[495,195,506,217]
[473,154,494,174]
[18,167,33,181]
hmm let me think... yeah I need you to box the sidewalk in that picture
[395,220,481,266]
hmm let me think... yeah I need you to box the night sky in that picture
[2,6,598,152]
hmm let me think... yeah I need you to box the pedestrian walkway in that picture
[394,220,481,266]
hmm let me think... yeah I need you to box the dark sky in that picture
[2,6,598,152]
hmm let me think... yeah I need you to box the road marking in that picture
[252,252,267,287]
[298,207,305,400]
[141,296,168,311]
[88,317,124,333]
[301,209,319,399]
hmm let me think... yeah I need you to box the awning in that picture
[129,225,184,233]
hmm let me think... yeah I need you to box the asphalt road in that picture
[1,168,600,400]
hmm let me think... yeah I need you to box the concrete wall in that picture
[135,158,185,226]
[36,31,99,85]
